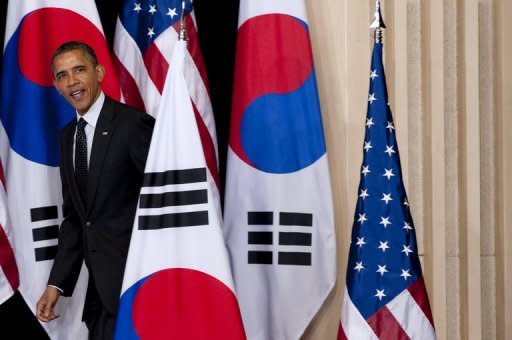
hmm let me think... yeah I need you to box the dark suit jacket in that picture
[48,96,154,319]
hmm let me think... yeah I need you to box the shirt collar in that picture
[76,92,105,129]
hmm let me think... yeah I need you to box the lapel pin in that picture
[102,130,109,136]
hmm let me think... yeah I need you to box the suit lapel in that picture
[87,97,116,212]
[62,121,87,219]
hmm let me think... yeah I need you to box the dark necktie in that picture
[75,118,88,206]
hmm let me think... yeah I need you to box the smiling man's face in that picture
[52,49,104,115]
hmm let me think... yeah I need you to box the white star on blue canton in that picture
[366,117,375,128]
[147,27,155,38]
[357,213,368,224]
[149,4,157,14]
[359,189,369,199]
[167,7,178,18]
[376,265,388,276]
[368,93,377,104]
[375,289,386,300]
[386,121,395,132]
[381,193,392,204]
[133,2,142,12]
[354,261,365,272]
[356,237,366,247]
[361,165,371,176]
[378,241,390,252]
[364,141,373,152]
[402,245,413,256]
[385,145,396,156]
[379,216,391,228]
[403,221,413,231]
[370,69,379,80]
[383,168,395,180]
[400,269,412,280]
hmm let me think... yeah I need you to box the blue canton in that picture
[120,0,193,53]
[345,42,424,319]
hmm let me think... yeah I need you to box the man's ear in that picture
[96,64,105,82]
[53,80,62,95]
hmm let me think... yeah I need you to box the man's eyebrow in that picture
[54,70,66,78]
[54,64,87,77]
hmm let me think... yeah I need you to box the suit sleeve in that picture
[129,113,155,174]
[47,131,84,296]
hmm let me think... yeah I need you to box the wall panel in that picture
[303,0,511,339]
[495,0,512,339]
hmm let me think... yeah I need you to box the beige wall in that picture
[302,0,512,339]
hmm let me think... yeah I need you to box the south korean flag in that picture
[114,38,245,339]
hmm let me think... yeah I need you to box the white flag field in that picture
[114,40,245,340]
[224,0,337,339]
[0,1,121,338]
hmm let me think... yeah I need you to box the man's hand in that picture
[36,286,61,322]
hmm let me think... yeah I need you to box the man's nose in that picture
[67,73,78,86]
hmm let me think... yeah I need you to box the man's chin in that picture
[65,100,87,114]
[76,108,88,115]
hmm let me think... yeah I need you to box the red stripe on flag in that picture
[172,16,211,93]
[143,43,169,94]
[407,277,435,328]
[337,322,348,340]
[367,306,409,340]
[0,225,19,291]
[184,16,211,93]
[112,53,147,113]
[193,102,220,189]
[0,160,19,291]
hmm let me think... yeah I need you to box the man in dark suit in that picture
[35,41,154,340]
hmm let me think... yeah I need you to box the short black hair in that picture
[51,41,98,72]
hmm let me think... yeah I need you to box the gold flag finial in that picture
[370,0,386,43]
[179,0,187,41]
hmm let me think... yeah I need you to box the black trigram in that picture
[247,211,313,266]
[138,168,209,230]
[31,206,59,262]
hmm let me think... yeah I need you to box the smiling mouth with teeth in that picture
[70,90,84,98]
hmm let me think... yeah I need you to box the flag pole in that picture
[179,0,187,41]
[370,0,386,43]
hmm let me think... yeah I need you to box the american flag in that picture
[338,41,436,339]
[0,158,18,304]
[113,0,219,187]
